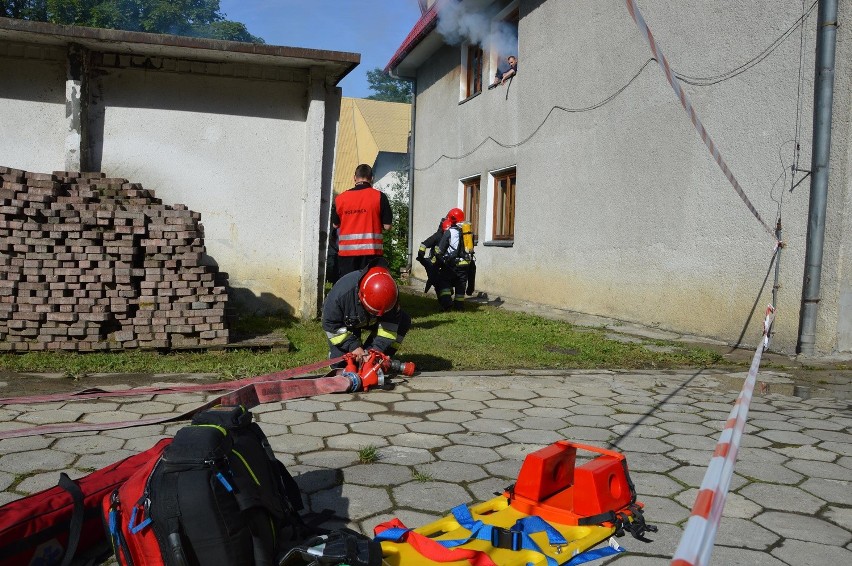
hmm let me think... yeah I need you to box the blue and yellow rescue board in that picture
[378,441,654,566]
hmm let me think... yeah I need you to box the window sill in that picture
[459,91,481,105]
[483,240,514,248]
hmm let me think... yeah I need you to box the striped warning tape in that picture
[624,0,777,239]
[671,305,775,566]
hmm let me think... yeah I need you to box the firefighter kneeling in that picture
[322,259,411,365]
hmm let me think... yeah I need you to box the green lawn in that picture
[0,292,723,378]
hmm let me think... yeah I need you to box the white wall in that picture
[0,48,66,172]
[91,68,308,312]
[409,0,852,353]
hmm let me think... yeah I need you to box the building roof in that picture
[333,98,411,194]
[0,16,359,85]
[384,2,439,76]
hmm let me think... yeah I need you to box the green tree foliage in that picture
[0,0,263,43]
[366,67,412,103]
[383,169,410,280]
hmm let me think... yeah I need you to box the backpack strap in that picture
[156,472,190,566]
[57,473,84,566]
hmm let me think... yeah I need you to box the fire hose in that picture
[0,351,416,439]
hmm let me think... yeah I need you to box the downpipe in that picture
[797,0,839,355]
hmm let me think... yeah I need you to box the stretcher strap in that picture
[671,306,775,566]
[374,518,498,566]
[438,504,567,566]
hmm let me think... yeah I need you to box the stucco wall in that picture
[0,45,66,172]
[410,0,851,353]
[90,68,309,312]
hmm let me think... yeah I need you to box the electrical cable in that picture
[673,1,817,87]
[415,58,655,171]
[416,1,817,175]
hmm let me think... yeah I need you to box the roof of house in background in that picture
[333,97,411,194]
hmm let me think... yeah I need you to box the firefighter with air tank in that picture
[417,208,476,311]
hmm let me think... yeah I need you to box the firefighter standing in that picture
[332,164,392,278]
[322,259,411,364]
[437,208,475,311]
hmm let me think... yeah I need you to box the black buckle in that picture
[490,527,522,551]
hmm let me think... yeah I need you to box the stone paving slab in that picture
[0,367,849,565]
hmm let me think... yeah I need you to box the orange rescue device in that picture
[509,441,635,525]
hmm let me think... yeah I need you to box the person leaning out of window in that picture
[490,55,517,89]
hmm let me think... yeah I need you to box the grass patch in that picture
[412,470,433,482]
[358,445,379,464]
[0,292,725,377]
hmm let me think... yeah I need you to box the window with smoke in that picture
[437,0,519,100]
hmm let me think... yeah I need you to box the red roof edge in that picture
[384,2,439,74]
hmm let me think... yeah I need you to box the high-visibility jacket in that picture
[336,187,384,256]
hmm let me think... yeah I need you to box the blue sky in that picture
[220,0,424,99]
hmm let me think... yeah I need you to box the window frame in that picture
[460,176,481,243]
[486,167,516,243]
[463,43,484,100]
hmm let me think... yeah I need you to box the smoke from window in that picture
[436,0,518,59]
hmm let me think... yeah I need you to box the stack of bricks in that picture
[0,166,229,352]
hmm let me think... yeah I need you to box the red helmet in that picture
[440,218,452,231]
[358,267,398,316]
[447,208,465,224]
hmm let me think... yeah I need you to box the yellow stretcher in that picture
[380,496,615,566]
[378,441,654,566]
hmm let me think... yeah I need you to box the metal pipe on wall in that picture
[797,0,839,355]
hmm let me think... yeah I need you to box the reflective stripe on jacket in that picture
[336,188,384,256]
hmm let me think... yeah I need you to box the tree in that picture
[366,67,412,103]
[0,1,263,43]
[382,169,410,280]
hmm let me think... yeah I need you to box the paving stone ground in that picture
[0,367,850,565]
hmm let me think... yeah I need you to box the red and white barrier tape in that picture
[671,305,775,566]
[624,0,776,239]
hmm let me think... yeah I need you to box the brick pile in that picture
[0,166,229,351]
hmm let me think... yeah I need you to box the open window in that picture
[462,44,483,100]
[485,168,515,243]
[461,176,481,242]
[489,2,519,83]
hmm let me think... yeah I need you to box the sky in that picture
[219,0,425,99]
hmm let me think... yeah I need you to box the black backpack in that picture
[104,405,305,566]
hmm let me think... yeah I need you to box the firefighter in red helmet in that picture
[322,258,411,365]
[437,207,475,311]
[416,215,453,308]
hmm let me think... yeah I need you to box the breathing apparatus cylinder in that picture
[460,222,474,254]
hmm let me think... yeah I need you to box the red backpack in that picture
[0,438,172,566]
[102,406,305,566]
